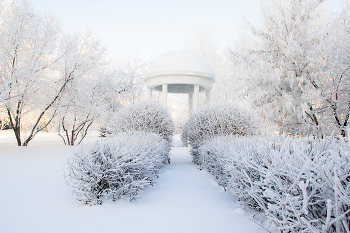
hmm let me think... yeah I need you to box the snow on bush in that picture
[198,136,270,206]
[66,131,168,205]
[102,101,175,163]
[181,104,260,164]
[199,136,350,232]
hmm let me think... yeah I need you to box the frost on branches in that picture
[181,104,260,164]
[102,101,175,162]
[0,0,63,146]
[56,32,106,146]
[66,132,168,205]
[198,136,350,232]
[317,2,350,137]
[0,0,148,146]
[230,0,328,136]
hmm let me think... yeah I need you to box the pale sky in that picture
[29,0,342,61]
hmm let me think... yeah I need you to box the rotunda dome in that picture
[145,51,215,94]
[145,50,215,81]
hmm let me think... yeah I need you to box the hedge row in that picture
[67,101,175,205]
[67,132,168,205]
[103,101,175,163]
[181,104,259,164]
[198,135,350,233]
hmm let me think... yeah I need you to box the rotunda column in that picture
[188,93,193,117]
[162,84,168,106]
[193,84,199,111]
[206,89,210,105]
[147,88,153,100]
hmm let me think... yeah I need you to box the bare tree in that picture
[312,1,350,137]
[182,20,241,105]
[112,54,148,104]
[56,32,107,146]
[0,0,67,146]
[230,0,328,136]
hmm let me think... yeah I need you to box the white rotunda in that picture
[144,50,215,115]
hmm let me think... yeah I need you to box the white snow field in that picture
[0,131,275,233]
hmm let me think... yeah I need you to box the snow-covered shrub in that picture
[181,104,260,164]
[257,137,350,233]
[66,131,168,205]
[103,101,174,162]
[199,136,350,232]
[199,136,274,207]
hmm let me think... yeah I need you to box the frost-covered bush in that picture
[103,101,174,162]
[66,131,167,205]
[199,136,274,206]
[199,136,350,232]
[181,104,259,164]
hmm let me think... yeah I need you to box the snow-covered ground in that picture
[0,131,275,233]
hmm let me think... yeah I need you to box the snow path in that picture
[132,146,269,233]
[0,132,271,233]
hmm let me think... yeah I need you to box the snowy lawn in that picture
[0,131,274,233]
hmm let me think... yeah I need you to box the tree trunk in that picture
[7,108,22,146]
[13,126,22,146]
